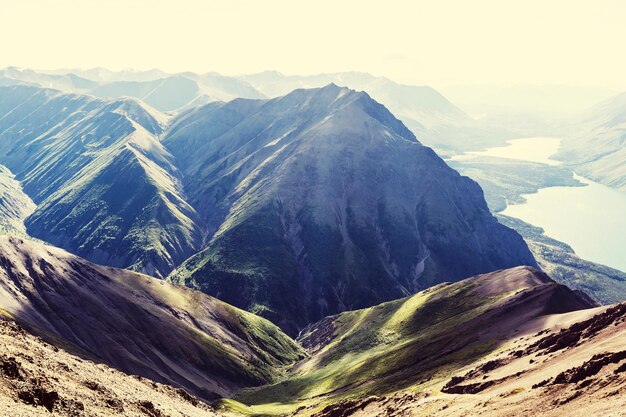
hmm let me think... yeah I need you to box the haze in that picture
[2,0,625,90]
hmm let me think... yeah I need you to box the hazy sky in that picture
[2,0,625,87]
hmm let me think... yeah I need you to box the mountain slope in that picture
[0,166,35,235]
[229,266,597,414]
[0,85,203,277]
[295,302,626,417]
[0,236,304,400]
[165,84,536,333]
[557,92,626,192]
[0,318,220,416]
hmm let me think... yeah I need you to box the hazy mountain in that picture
[227,266,605,415]
[165,84,536,333]
[0,67,265,113]
[240,71,513,153]
[90,73,263,112]
[0,85,203,277]
[556,92,626,192]
[0,236,304,400]
[0,66,97,92]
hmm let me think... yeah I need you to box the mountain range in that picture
[0,81,537,334]
[0,67,513,154]
[0,67,624,416]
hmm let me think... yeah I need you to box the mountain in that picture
[0,318,220,416]
[90,73,263,112]
[240,71,513,153]
[0,85,203,277]
[0,66,97,92]
[225,266,601,414]
[165,84,536,334]
[556,92,626,192]
[0,236,304,401]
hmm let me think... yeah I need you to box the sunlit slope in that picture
[0,236,304,400]
[303,303,626,417]
[234,266,595,412]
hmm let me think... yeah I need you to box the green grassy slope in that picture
[229,266,595,415]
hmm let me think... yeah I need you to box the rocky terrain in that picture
[0,318,220,417]
[305,302,626,417]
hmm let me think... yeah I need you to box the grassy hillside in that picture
[0,236,304,400]
[228,266,594,414]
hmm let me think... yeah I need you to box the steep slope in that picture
[556,92,626,192]
[240,71,513,153]
[165,84,536,333]
[0,236,304,401]
[305,303,626,417]
[0,85,202,277]
[0,319,220,417]
[229,266,597,414]
[0,166,35,235]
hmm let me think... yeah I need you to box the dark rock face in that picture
[166,85,537,334]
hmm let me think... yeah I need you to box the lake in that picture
[451,137,562,165]
[456,137,626,273]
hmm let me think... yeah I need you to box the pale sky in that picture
[2,0,625,88]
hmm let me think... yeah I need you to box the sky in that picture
[1,0,626,88]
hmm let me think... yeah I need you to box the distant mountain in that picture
[90,73,264,112]
[0,66,97,92]
[240,71,513,153]
[0,236,304,400]
[0,85,203,277]
[228,266,602,414]
[1,68,513,153]
[0,67,265,113]
[557,92,626,192]
[165,84,536,333]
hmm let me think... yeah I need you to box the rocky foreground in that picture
[0,319,218,416]
[307,303,626,417]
